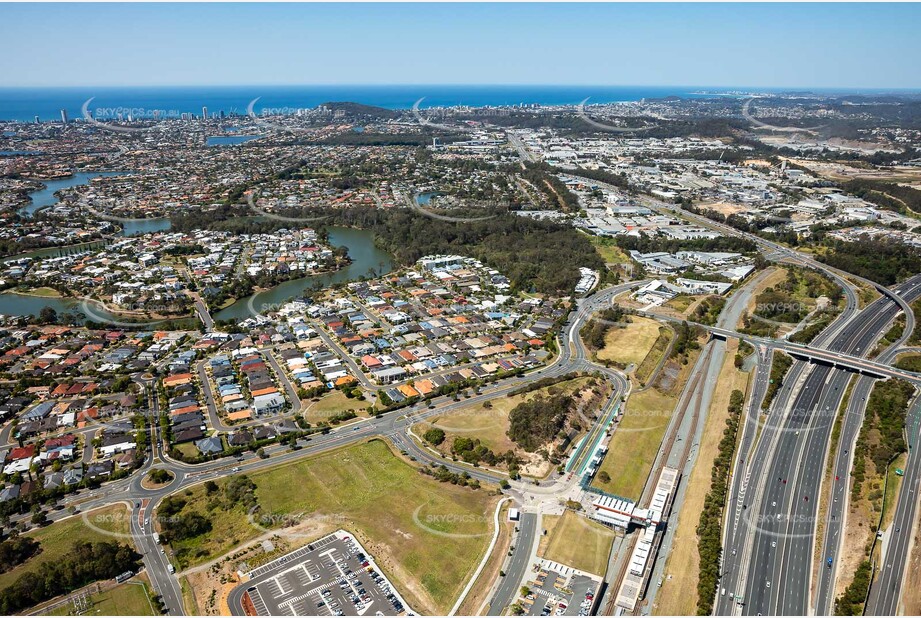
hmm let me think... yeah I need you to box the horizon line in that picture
[2,83,921,92]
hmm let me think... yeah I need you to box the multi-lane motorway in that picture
[716,274,921,616]
[864,392,921,615]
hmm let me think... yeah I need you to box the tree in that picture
[147,469,173,484]
[0,535,40,574]
[423,428,446,446]
[597,471,611,484]
[38,307,58,325]
[30,511,47,526]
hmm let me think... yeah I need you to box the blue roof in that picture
[23,401,54,419]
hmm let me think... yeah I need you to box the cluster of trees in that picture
[519,163,580,211]
[221,475,258,511]
[835,560,873,615]
[738,311,779,338]
[318,132,458,147]
[852,379,914,500]
[159,495,209,542]
[818,236,921,285]
[670,321,701,359]
[147,469,173,484]
[753,267,842,323]
[580,306,630,351]
[843,179,921,216]
[506,372,582,398]
[507,393,573,452]
[788,313,835,345]
[420,464,480,489]
[613,230,757,256]
[326,410,357,425]
[753,287,810,323]
[880,317,906,348]
[783,267,842,303]
[423,428,446,446]
[450,437,521,470]
[0,535,40,574]
[0,541,140,614]
[337,208,604,295]
[696,389,745,615]
[163,243,205,256]
[160,476,259,546]
[177,202,605,295]
[761,352,794,411]
[564,166,632,191]
[691,295,726,326]
[734,341,755,369]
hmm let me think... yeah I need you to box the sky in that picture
[1,2,920,89]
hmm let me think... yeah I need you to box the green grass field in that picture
[303,389,363,422]
[164,484,264,570]
[48,577,156,616]
[591,387,676,500]
[0,504,131,591]
[664,295,695,314]
[541,510,616,576]
[161,439,497,614]
[174,442,200,458]
[253,440,495,613]
[596,317,662,367]
[27,287,63,298]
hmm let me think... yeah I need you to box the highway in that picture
[715,275,921,616]
[864,391,921,615]
[813,334,912,614]
[638,311,921,385]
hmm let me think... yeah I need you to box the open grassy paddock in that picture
[48,575,156,616]
[596,316,664,367]
[303,388,365,423]
[160,439,498,615]
[0,503,132,591]
[590,386,677,500]
[541,510,616,576]
[589,236,632,265]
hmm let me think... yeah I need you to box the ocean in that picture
[0,85,738,122]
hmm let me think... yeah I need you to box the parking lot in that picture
[240,530,412,616]
[520,567,599,617]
